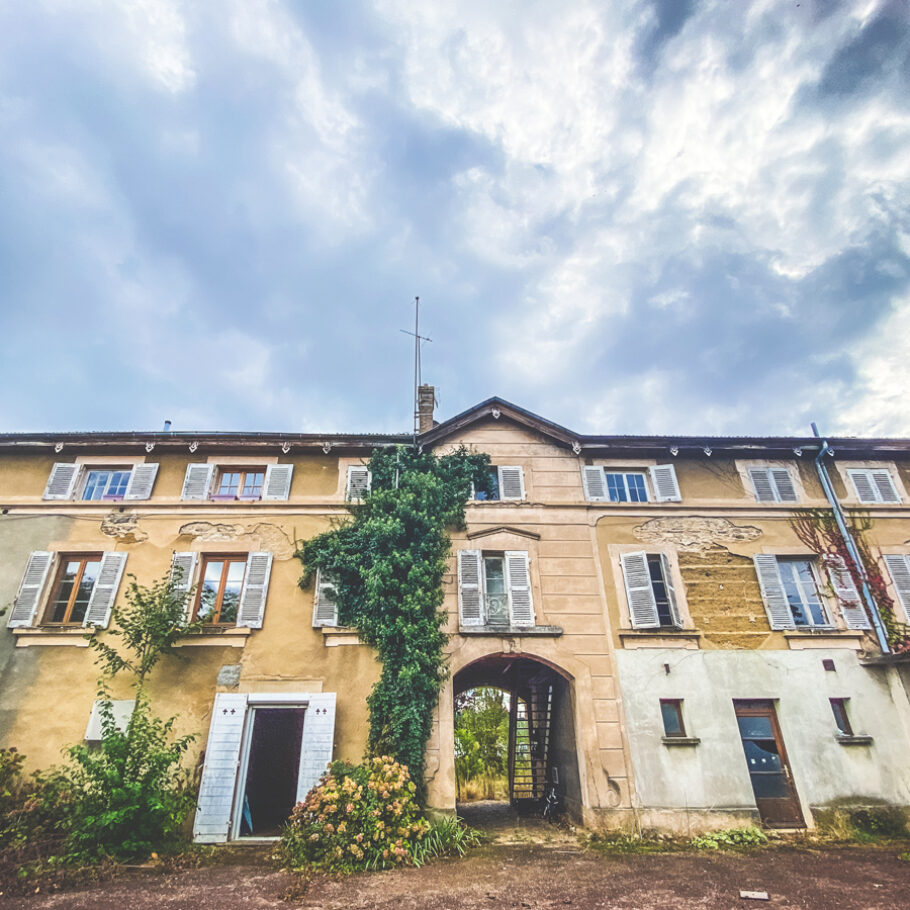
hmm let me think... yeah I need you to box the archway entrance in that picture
[453,654,581,820]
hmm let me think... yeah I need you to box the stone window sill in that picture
[173,628,251,648]
[662,736,701,746]
[619,630,701,649]
[321,627,363,647]
[12,627,94,647]
[835,733,873,746]
[784,631,864,650]
[458,624,563,637]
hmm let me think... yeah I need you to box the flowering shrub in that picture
[279,756,430,872]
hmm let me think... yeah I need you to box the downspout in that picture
[810,423,890,654]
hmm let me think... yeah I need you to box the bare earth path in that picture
[2,844,909,910]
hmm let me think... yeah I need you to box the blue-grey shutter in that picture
[871,470,900,503]
[770,468,798,503]
[84,552,127,628]
[848,470,877,503]
[749,468,776,502]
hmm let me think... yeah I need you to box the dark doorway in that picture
[239,707,306,836]
[734,700,805,828]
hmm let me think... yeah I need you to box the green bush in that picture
[690,826,768,850]
[411,814,481,865]
[847,807,908,839]
[279,756,430,873]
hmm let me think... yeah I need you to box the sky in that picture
[0,0,909,438]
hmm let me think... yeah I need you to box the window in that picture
[82,468,132,501]
[473,466,524,501]
[346,466,371,500]
[847,468,900,504]
[195,556,248,624]
[829,698,852,736]
[583,464,681,503]
[777,558,829,627]
[43,462,159,501]
[619,551,682,629]
[660,699,686,737]
[458,549,534,627]
[6,550,127,629]
[180,463,293,501]
[313,570,339,627]
[213,469,265,500]
[883,554,910,619]
[748,467,798,503]
[45,555,103,624]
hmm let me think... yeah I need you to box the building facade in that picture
[1,395,909,838]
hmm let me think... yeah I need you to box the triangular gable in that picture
[418,397,581,450]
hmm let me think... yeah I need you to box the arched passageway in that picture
[453,654,581,818]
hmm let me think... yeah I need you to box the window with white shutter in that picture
[83,552,128,628]
[505,551,534,626]
[748,467,798,503]
[170,552,198,617]
[847,468,900,504]
[262,464,294,500]
[822,555,870,630]
[498,467,525,500]
[457,550,483,625]
[346,466,371,500]
[753,555,794,630]
[313,569,339,627]
[124,463,159,500]
[582,466,607,501]
[458,550,535,627]
[753,555,832,629]
[237,552,272,628]
[7,551,54,628]
[649,464,681,502]
[883,554,910,620]
[182,464,216,500]
[43,463,80,500]
[620,552,682,629]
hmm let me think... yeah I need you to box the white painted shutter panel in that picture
[884,554,910,617]
[649,464,681,502]
[7,551,54,628]
[170,552,198,612]
[753,555,795,630]
[498,466,525,500]
[770,468,798,503]
[620,551,660,629]
[582,466,607,501]
[43,463,79,500]
[84,552,127,628]
[660,552,682,628]
[849,470,877,503]
[458,550,483,626]
[313,569,339,627]
[193,692,249,843]
[237,552,272,628]
[346,467,371,500]
[505,551,534,626]
[823,555,869,630]
[749,468,776,503]
[871,470,900,503]
[85,699,135,741]
[124,463,159,500]
[182,464,215,501]
[262,463,293,500]
[296,693,337,801]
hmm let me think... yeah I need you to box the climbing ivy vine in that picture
[790,508,910,652]
[296,446,493,798]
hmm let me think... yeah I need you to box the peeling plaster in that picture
[177,521,295,559]
[100,511,149,543]
[633,517,761,551]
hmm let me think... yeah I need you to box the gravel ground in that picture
[2,843,909,910]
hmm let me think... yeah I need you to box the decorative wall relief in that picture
[633,517,761,551]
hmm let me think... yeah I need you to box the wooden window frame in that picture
[660,699,686,737]
[193,554,248,625]
[212,468,266,502]
[43,553,103,625]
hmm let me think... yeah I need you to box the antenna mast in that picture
[400,296,432,443]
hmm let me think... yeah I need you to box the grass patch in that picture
[690,826,768,850]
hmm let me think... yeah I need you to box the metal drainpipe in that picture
[811,425,890,654]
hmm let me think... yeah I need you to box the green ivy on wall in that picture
[297,446,492,799]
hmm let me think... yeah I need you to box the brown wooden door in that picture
[734,700,805,828]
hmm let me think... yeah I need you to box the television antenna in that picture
[400,296,432,441]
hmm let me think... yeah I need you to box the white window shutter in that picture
[770,468,798,503]
[498,466,525,500]
[749,468,776,503]
[85,699,135,741]
[649,464,681,502]
[83,552,128,628]
[182,464,215,501]
[170,552,198,617]
[262,464,293,500]
[346,466,371,500]
[620,551,660,629]
[313,569,339,627]
[582,466,607,501]
[823,555,869,630]
[753,555,795,630]
[237,552,272,628]
[871,470,900,503]
[660,552,682,628]
[458,550,483,626]
[296,693,338,801]
[848,470,877,503]
[43,463,79,500]
[193,693,249,843]
[7,551,54,628]
[884,555,910,618]
[505,551,534,626]
[124,463,159,500]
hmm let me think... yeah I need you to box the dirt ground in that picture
[2,842,909,910]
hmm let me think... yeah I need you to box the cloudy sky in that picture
[1,0,908,437]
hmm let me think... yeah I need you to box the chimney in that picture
[417,385,436,433]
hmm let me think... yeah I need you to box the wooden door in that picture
[734,700,805,828]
